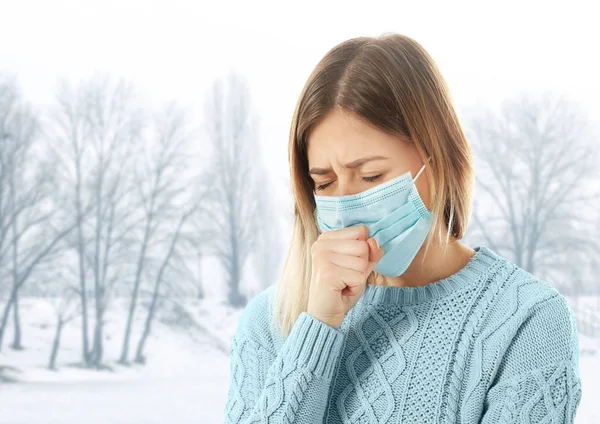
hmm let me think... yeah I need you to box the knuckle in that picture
[361,242,369,257]
[360,224,369,237]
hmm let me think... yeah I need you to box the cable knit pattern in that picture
[223,246,582,423]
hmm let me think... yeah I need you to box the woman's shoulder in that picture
[481,246,573,315]
[457,248,581,423]
[476,247,578,352]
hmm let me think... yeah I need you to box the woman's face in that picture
[306,108,431,209]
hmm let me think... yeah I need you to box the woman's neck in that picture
[372,238,475,288]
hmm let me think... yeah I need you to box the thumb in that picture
[365,238,384,277]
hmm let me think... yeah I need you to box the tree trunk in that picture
[119,234,150,365]
[134,287,158,364]
[79,284,90,366]
[119,297,136,365]
[119,277,144,364]
[135,214,185,364]
[48,318,64,370]
[134,257,162,364]
[228,234,245,307]
[91,312,104,369]
[197,252,205,300]
[0,292,15,352]
[90,285,104,369]
[76,159,90,367]
[9,162,22,352]
[10,290,22,350]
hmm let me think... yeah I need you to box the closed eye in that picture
[315,174,383,191]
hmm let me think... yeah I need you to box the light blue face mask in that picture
[313,160,432,277]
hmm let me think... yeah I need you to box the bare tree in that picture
[463,91,600,289]
[198,70,265,307]
[0,75,72,352]
[48,74,142,368]
[46,80,93,364]
[37,269,81,371]
[249,164,284,295]
[134,205,195,364]
[85,75,142,369]
[48,295,79,371]
[118,103,193,365]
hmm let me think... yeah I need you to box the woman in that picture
[224,33,582,423]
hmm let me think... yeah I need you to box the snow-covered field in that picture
[0,296,240,424]
[0,296,599,424]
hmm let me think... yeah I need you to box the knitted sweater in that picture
[224,246,582,423]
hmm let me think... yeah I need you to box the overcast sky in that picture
[1,0,599,213]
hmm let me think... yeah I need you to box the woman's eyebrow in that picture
[309,155,388,175]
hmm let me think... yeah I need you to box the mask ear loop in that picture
[412,156,432,182]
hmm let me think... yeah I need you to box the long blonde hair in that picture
[273,33,474,337]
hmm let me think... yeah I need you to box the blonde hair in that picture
[272,33,474,337]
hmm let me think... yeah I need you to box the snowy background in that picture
[0,294,237,423]
[1,0,599,423]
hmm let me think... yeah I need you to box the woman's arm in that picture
[479,294,582,423]
[480,359,581,423]
[224,311,346,423]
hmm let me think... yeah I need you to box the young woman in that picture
[224,33,582,423]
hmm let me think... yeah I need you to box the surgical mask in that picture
[313,160,432,277]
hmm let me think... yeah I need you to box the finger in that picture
[339,268,368,298]
[335,265,366,291]
[327,252,369,273]
[367,238,384,262]
[341,282,365,298]
[365,238,385,276]
[320,239,369,259]
[319,224,369,241]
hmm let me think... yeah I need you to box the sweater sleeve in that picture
[479,294,582,423]
[224,311,347,423]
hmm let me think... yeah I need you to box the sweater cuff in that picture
[280,312,346,380]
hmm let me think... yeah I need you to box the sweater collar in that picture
[357,246,500,306]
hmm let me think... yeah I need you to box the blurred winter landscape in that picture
[0,293,242,423]
[1,0,600,423]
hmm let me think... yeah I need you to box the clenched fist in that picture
[307,224,384,329]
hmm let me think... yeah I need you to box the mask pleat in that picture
[373,208,420,247]
[366,201,416,236]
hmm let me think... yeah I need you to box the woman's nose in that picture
[336,178,362,197]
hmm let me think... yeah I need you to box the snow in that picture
[0,296,239,423]
[1,296,599,423]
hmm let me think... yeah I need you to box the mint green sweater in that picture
[224,246,582,423]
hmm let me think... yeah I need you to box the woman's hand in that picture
[307,224,384,329]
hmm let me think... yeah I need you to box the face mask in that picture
[313,160,432,277]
